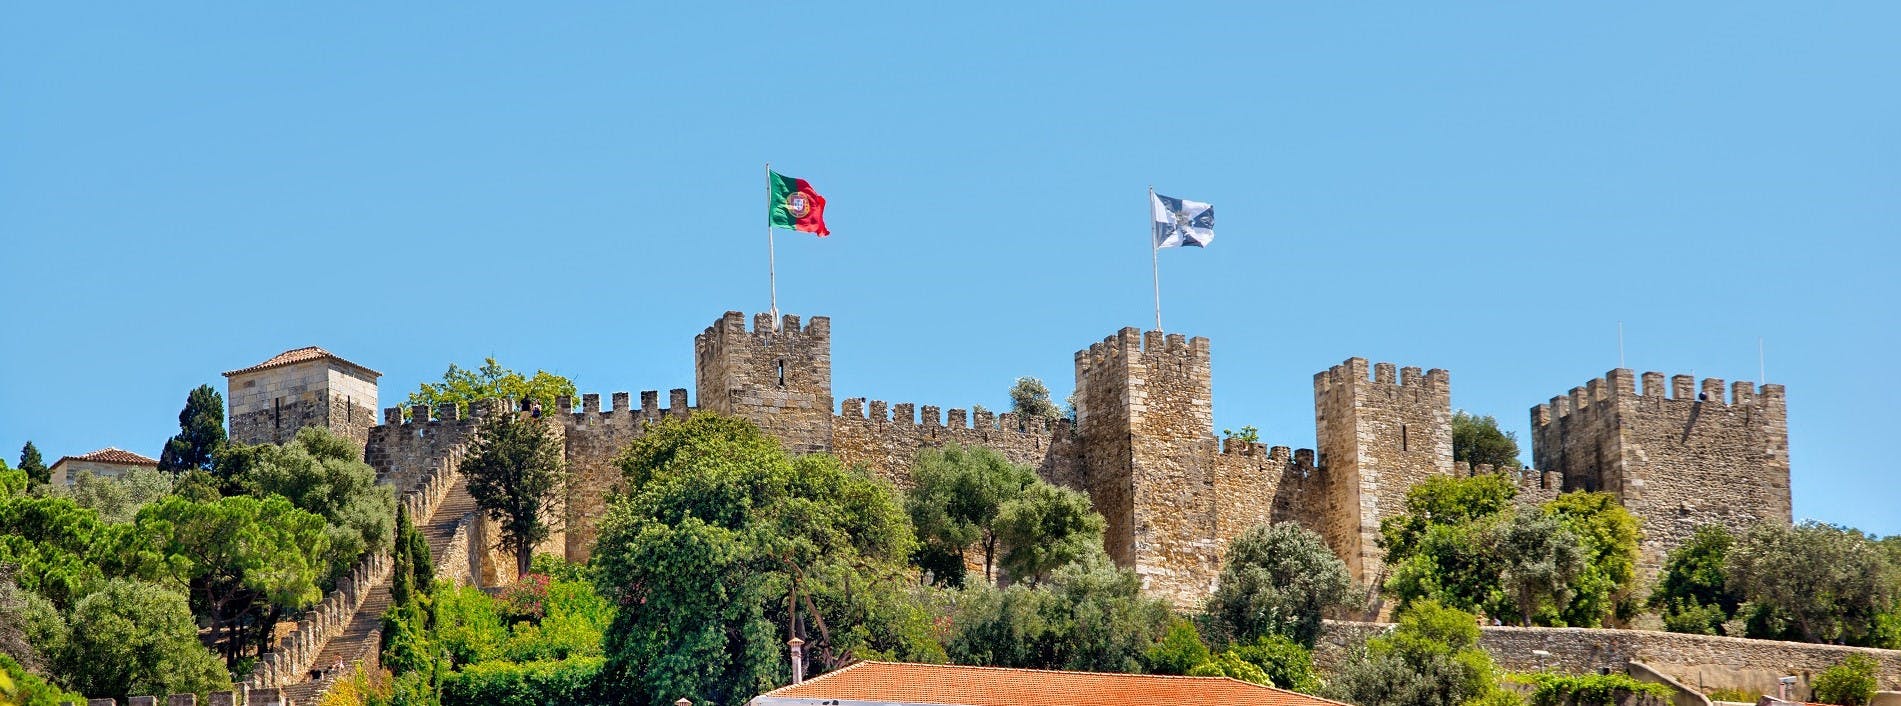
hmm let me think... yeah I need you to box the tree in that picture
[1651,524,1742,635]
[405,358,577,420]
[946,557,1173,674]
[462,411,566,578]
[1811,654,1879,706]
[61,467,174,524]
[1196,635,1322,693]
[17,442,47,486]
[1008,377,1062,424]
[1,652,84,706]
[135,495,329,667]
[0,463,26,499]
[1451,411,1521,470]
[1205,522,1357,648]
[1381,475,1518,617]
[1325,600,1510,706]
[59,579,230,701]
[1727,521,1899,645]
[1543,492,1640,627]
[993,482,1106,586]
[1486,507,1585,626]
[158,385,227,475]
[221,427,396,582]
[905,445,1037,584]
[596,414,934,706]
[1143,619,1211,675]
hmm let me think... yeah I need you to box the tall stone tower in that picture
[1313,358,1453,585]
[694,311,834,454]
[1531,370,1790,576]
[224,347,381,449]
[1073,327,1220,606]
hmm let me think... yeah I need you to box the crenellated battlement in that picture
[1313,357,1450,397]
[837,397,1061,435]
[553,389,693,426]
[697,310,832,342]
[1073,327,1211,379]
[1531,368,1786,426]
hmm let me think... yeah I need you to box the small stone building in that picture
[48,447,158,485]
[224,346,380,448]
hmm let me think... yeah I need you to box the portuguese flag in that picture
[768,169,830,236]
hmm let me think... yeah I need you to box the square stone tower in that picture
[1073,327,1220,606]
[1314,358,1453,585]
[694,311,834,454]
[1531,370,1790,576]
[224,347,380,448]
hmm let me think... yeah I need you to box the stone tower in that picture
[1073,327,1220,606]
[1531,370,1790,576]
[694,311,834,454]
[1313,358,1453,584]
[224,347,381,448]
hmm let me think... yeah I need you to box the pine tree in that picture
[17,442,47,485]
[158,385,227,474]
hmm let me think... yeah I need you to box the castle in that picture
[225,310,1792,606]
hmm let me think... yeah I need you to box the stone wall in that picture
[556,389,691,562]
[1314,358,1454,585]
[695,312,834,455]
[1533,370,1791,575]
[228,359,379,448]
[1212,441,1327,548]
[829,399,1074,489]
[1451,461,1565,506]
[1317,621,1901,699]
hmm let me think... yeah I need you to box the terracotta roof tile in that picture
[223,346,381,378]
[756,661,1351,706]
[52,447,159,468]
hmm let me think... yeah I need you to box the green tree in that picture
[1325,600,1510,706]
[946,557,1172,674]
[0,495,118,609]
[1450,411,1522,470]
[135,495,330,667]
[405,358,577,420]
[905,445,1037,584]
[1008,377,1062,424]
[1650,524,1742,635]
[1212,635,1322,692]
[1206,522,1357,647]
[58,579,231,701]
[1381,474,1518,617]
[221,427,396,582]
[595,414,933,706]
[1728,521,1899,645]
[1811,654,1879,706]
[1486,507,1585,626]
[0,463,26,499]
[462,411,566,578]
[1,652,85,706]
[993,481,1106,586]
[1143,619,1211,675]
[158,385,227,475]
[61,466,174,524]
[17,442,48,486]
[1543,492,1641,627]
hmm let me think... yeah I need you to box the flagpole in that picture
[766,162,779,324]
[1150,186,1161,332]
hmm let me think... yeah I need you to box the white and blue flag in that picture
[1151,191,1215,249]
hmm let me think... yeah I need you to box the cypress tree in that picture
[17,441,47,485]
[158,385,227,474]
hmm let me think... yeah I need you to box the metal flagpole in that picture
[767,162,779,324]
[1150,186,1161,332]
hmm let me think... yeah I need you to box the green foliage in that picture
[1189,651,1272,685]
[0,495,118,608]
[1223,425,1261,444]
[1451,411,1523,470]
[158,384,227,474]
[1651,525,1743,635]
[503,578,614,662]
[0,465,26,499]
[1206,522,1357,647]
[440,657,604,706]
[59,579,231,701]
[1515,672,1673,706]
[18,442,48,486]
[462,412,566,578]
[60,467,174,524]
[905,444,1037,584]
[1810,654,1879,706]
[1,652,85,706]
[1009,377,1062,423]
[391,503,432,606]
[1327,600,1510,706]
[404,358,577,421]
[221,427,397,584]
[1143,619,1211,676]
[1727,521,1899,645]
[172,469,223,503]
[1382,474,1520,562]
[1705,688,1759,702]
[1487,507,1585,626]
[946,557,1172,674]
[1221,634,1322,692]
[993,482,1106,586]
[1543,492,1641,626]
[597,414,931,706]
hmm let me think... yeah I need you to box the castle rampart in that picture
[828,397,1078,490]
[1314,357,1454,585]
[555,388,692,561]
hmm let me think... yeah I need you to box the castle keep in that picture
[231,310,1793,607]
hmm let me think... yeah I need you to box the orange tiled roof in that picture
[223,346,381,378]
[52,447,158,468]
[755,661,1351,706]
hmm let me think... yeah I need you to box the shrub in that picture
[1143,619,1210,676]
[440,657,603,706]
[1224,635,1322,693]
[1515,672,1674,706]
[1810,654,1879,706]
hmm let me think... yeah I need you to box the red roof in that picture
[754,661,1349,706]
[52,447,158,468]
[224,346,381,378]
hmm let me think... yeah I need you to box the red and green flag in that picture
[768,170,830,236]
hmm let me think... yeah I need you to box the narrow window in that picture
[776,359,786,387]
[273,398,282,428]
[1401,424,1409,452]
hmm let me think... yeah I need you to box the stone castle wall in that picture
[695,312,833,454]
[555,389,691,562]
[1314,358,1454,584]
[829,399,1075,489]
[1534,370,1791,575]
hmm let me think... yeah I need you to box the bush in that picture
[440,657,604,706]
[1,652,85,706]
[1223,635,1322,693]
[1142,619,1210,676]
[1810,654,1879,706]
[1515,672,1674,706]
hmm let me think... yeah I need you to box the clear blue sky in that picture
[3,4,1896,534]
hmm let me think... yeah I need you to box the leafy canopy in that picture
[946,557,1172,674]
[462,411,567,578]
[1650,524,1743,635]
[1325,600,1513,706]
[18,442,48,486]
[405,358,577,419]
[1727,521,1899,646]
[1451,411,1522,470]
[221,426,397,583]
[158,384,227,474]
[1205,522,1357,648]
[1008,377,1062,423]
[57,579,231,702]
